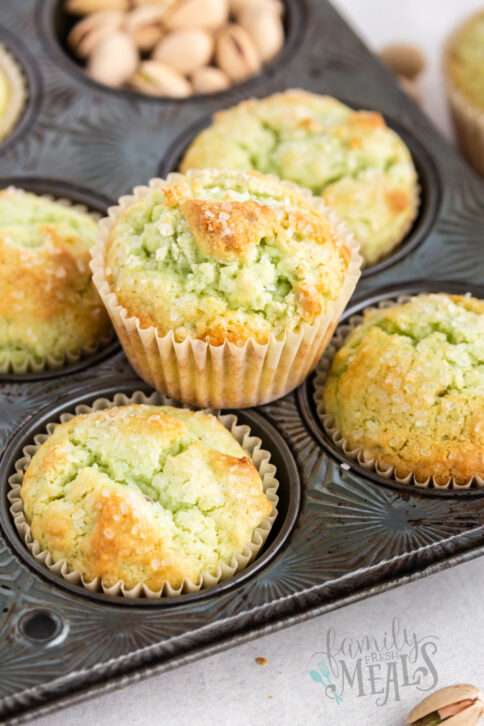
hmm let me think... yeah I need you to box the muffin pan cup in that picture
[8,389,280,598]
[0,177,119,381]
[0,0,484,722]
[310,280,484,494]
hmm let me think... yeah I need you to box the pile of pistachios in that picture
[65,0,285,97]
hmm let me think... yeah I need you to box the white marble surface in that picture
[32,2,484,724]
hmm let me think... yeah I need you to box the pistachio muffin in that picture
[0,188,112,371]
[21,404,273,591]
[104,168,352,345]
[444,10,484,175]
[95,168,361,407]
[0,44,26,143]
[323,294,484,486]
[180,90,418,266]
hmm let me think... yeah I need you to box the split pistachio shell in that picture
[68,10,124,58]
[132,0,175,6]
[239,5,284,63]
[406,684,484,726]
[66,0,129,13]
[191,65,229,93]
[87,31,139,86]
[164,0,229,31]
[153,29,213,75]
[130,59,191,96]
[215,23,261,81]
[125,6,165,51]
[380,43,425,80]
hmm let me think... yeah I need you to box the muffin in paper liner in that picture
[0,42,27,144]
[313,294,484,491]
[7,390,279,598]
[90,171,362,409]
[443,11,484,177]
[0,191,114,376]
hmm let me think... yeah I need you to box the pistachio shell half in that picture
[379,43,425,80]
[191,65,229,93]
[238,6,284,63]
[406,684,484,726]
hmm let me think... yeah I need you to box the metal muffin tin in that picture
[0,0,483,721]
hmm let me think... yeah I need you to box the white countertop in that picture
[33,2,484,724]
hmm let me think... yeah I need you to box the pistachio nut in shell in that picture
[191,65,229,93]
[87,31,139,87]
[164,0,229,31]
[125,6,166,52]
[215,24,261,82]
[379,43,425,80]
[68,10,124,58]
[229,0,283,17]
[239,6,284,63]
[406,684,484,726]
[65,0,129,14]
[130,60,192,97]
[153,29,213,75]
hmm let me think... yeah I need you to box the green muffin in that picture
[0,187,112,371]
[21,404,273,591]
[322,293,484,486]
[180,90,419,266]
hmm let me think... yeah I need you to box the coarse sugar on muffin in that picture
[20,404,273,591]
[180,90,419,267]
[0,43,26,144]
[103,168,353,346]
[0,187,112,370]
[322,294,484,486]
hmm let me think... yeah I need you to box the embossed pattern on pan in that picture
[0,0,483,722]
[0,177,120,381]
[158,111,441,278]
[299,280,484,497]
[38,0,306,103]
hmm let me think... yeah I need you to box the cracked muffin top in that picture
[0,188,111,370]
[21,404,272,590]
[180,90,418,267]
[104,168,352,346]
[323,294,484,485]
[446,10,484,112]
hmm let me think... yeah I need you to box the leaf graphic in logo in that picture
[309,669,324,685]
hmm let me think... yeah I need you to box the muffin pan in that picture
[0,0,484,721]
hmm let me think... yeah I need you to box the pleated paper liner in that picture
[443,11,484,177]
[0,190,114,376]
[0,42,27,144]
[90,171,363,409]
[8,390,279,598]
[313,294,484,490]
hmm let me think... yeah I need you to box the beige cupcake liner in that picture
[0,42,27,144]
[0,191,114,375]
[313,293,484,490]
[8,390,279,598]
[443,14,484,177]
[90,171,362,408]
